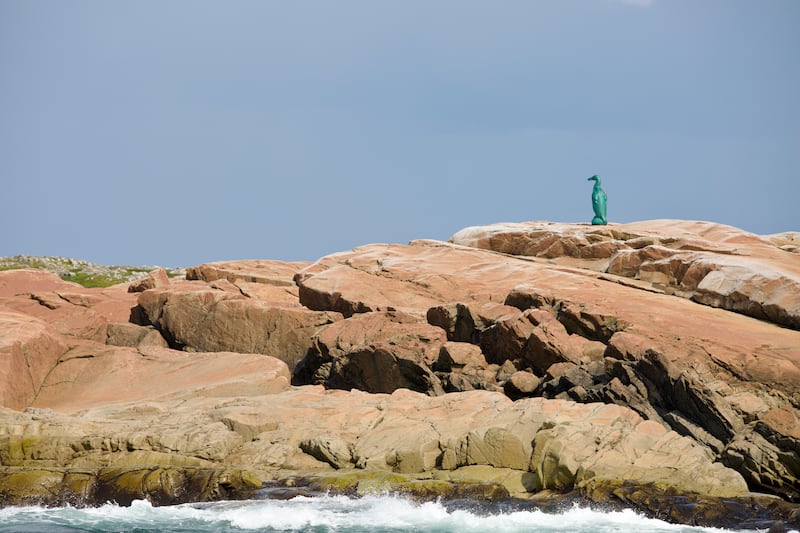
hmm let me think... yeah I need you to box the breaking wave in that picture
[0,494,778,532]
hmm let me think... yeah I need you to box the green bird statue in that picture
[587,175,607,225]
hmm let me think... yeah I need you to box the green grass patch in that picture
[0,256,176,288]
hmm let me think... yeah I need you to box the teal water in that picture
[0,494,779,532]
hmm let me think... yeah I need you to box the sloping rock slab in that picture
[294,239,800,393]
[294,242,520,318]
[137,283,341,370]
[186,260,308,305]
[0,270,140,341]
[0,311,67,410]
[450,220,800,330]
[31,342,291,412]
[187,260,309,287]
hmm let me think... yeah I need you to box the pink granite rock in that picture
[127,268,170,292]
[0,311,67,410]
[450,220,800,330]
[1,219,799,506]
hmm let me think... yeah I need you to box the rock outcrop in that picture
[294,310,447,394]
[0,388,747,503]
[0,466,261,507]
[127,268,170,293]
[186,259,308,305]
[286,234,800,500]
[1,220,799,528]
[450,220,800,330]
[0,311,67,410]
[135,281,340,370]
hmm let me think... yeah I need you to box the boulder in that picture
[296,265,443,319]
[295,311,446,395]
[105,322,168,348]
[300,436,354,469]
[435,342,486,372]
[448,222,629,266]
[435,342,498,394]
[540,362,594,396]
[504,370,541,399]
[127,268,170,292]
[136,283,341,370]
[426,301,517,344]
[479,308,584,372]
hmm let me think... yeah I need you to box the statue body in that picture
[587,175,607,225]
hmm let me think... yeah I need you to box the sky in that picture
[2,0,798,267]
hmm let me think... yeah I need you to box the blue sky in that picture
[2,0,798,267]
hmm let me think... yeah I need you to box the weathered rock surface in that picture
[1,220,799,527]
[0,387,748,503]
[127,268,170,293]
[0,269,140,341]
[295,310,446,394]
[450,220,800,330]
[32,343,291,412]
[0,311,67,410]
[187,259,309,287]
[0,269,84,296]
[135,281,341,370]
[186,259,308,306]
[105,322,168,348]
[767,231,800,253]
[0,466,261,507]
[288,232,800,501]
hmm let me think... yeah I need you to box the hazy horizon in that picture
[3,1,798,266]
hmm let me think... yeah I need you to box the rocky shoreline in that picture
[1,220,798,529]
[1,466,797,530]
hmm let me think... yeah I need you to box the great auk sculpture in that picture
[587,175,607,225]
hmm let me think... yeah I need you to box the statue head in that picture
[587,175,600,182]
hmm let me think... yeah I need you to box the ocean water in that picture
[0,494,784,533]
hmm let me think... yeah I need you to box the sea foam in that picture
[0,494,778,532]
